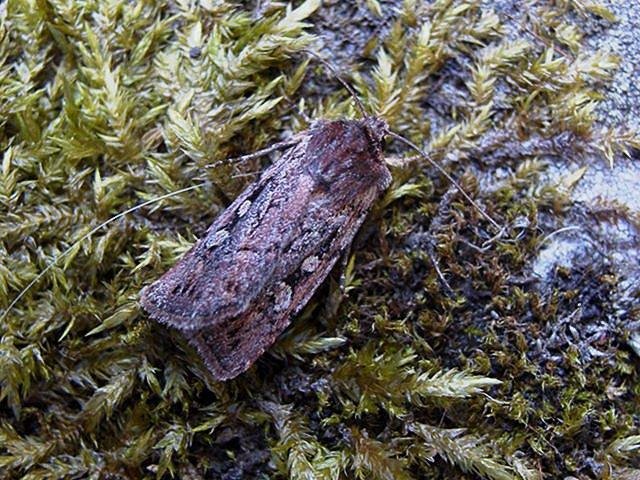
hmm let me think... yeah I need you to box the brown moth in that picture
[140,116,392,380]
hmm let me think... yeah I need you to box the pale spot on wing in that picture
[238,200,252,217]
[274,283,292,312]
[301,255,320,273]
[205,229,229,248]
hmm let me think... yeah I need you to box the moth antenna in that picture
[387,131,504,234]
[205,137,301,170]
[303,49,369,119]
[0,182,208,323]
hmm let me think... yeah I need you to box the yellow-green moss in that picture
[1,0,638,479]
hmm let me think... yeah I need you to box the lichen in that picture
[1,0,638,479]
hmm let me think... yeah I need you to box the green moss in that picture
[1,0,638,479]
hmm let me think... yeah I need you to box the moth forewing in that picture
[140,118,391,380]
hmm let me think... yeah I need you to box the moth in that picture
[140,116,393,380]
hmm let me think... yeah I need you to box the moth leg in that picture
[206,136,303,170]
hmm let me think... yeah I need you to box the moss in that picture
[1,0,639,479]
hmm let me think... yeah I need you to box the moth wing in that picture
[140,142,301,330]
[185,186,381,381]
